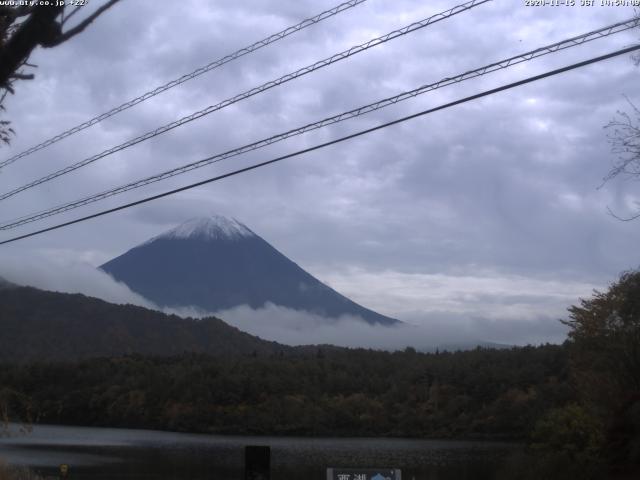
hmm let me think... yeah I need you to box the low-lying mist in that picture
[208,303,568,350]
[0,254,568,351]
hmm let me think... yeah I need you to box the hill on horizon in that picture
[0,285,292,362]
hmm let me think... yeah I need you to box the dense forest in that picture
[0,344,571,439]
[0,270,639,478]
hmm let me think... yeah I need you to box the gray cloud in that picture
[0,258,571,348]
[0,256,579,349]
[0,1,638,346]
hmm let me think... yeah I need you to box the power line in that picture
[0,0,491,201]
[0,0,369,169]
[2,17,636,229]
[1,44,638,246]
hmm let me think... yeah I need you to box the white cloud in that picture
[0,0,638,349]
[212,303,568,349]
[0,254,155,309]
[0,256,573,349]
[311,266,599,320]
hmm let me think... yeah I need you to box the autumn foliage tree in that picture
[563,271,640,410]
[562,270,640,471]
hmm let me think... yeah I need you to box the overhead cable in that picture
[0,0,369,169]
[1,43,638,245]
[1,17,636,229]
[0,0,492,201]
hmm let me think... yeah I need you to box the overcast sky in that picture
[0,0,639,347]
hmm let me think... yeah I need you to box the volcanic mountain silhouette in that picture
[100,215,399,326]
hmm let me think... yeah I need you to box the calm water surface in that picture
[0,424,516,480]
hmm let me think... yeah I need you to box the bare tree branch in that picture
[603,94,640,220]
[0,5,64,87]
[9,72,34,80]
[605,97,640,181]
[61,5,83,27]
[607,206,640,222]
[604,97,640,183]
[44,0,121,47]
[0,1,121,145]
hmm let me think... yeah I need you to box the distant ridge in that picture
[0,285,290,362]
[101,215,399,326]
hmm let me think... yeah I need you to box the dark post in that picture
[244,445,270,480]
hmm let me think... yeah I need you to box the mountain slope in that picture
[0,286,289,362]
[100,216,398,325]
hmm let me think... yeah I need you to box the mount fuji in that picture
[100,215,399,326]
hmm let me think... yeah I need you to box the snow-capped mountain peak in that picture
[154,215,255,242]
[102,214,399,326]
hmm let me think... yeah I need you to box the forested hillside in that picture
[0,286,287,361]
[1,272,638,478]
[0,345,571,438]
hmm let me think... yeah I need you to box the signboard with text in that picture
[326,468,401,480]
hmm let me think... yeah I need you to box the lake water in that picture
[0,424,516,479]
